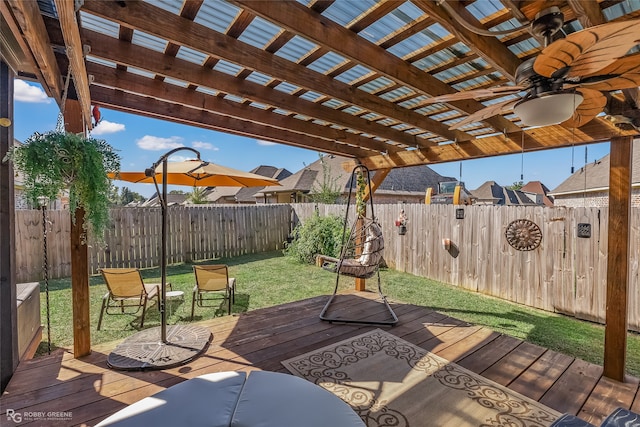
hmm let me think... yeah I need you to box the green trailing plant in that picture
[8,130,120,237]
[308,154,342,204]
[355,170,367,216]
[284,212,346,264]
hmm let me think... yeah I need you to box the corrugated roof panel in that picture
[311,119,330,126]
[377,118,396,126]
[398,95,428,109]
[164,77,189,88]
[249,102,269,110]
[342,106,365,115]
[213,60,244,76]
[307,52,347,74]
[143,0,182,14]
[415,104,446,115]
[360,1,423,43]
[392,123,412,131]
[293,114,312,120]
[299,91,324,102]
[388,23,452,58]
[430,110,459,121]
[380,86,413,101]
[81,12,119,37]
[296,0,314,7]
[224,94,245,103]
[86,56,117,68]
[244,71,273,86]
[272,108,291,115]
[274,81,300,94]
[508,38,540,56]
[322,99,346,108]
[604,1,640,20]
[237,16,282,49]
[127,67,156,79]
[322,0,377,27]
[334,64,372,84]
[361,113,379,120]
[131,30,168,53]
[195,86,218,96]
[434,62,480,82]
[195,1,240,33]
[359,76,394,94]
[275,35,317,62]
[491,18,524,34]
[453,73,501,91]
[466,0,504,21]
[176,46,208,65]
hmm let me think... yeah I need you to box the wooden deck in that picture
[2,292,640,426]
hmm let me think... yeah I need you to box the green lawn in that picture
[36,251,640,377]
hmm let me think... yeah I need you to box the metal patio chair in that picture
[191,265,236,319]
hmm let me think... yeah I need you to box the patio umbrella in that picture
[106,147,279,370]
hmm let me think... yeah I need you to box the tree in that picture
[507,181,524,191]
[188,186,209,204]
[308,154,342,204]
[169,189,186,195]
[120,187,145,205]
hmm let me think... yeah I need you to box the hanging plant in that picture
[7,130,120,237]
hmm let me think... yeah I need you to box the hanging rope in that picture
[520,130,525,181]
[55,67,73,132]
[41,203,51,354]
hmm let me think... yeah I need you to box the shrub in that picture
[285,212,346,264]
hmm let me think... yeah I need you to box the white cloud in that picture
[14,80,51,103]
[91,120,125,135]
[256,139,276,146]
[192,141,218,150]
[136,135,184,151]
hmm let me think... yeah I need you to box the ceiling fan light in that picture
[514,92,583,127]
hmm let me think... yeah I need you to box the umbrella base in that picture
[107,324,212,371]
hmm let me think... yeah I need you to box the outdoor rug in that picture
[282,329,561,427]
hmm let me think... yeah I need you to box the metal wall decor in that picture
[505,219,542,251]
[577,223,592,238]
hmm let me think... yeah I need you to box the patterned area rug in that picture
[282,329,561,427]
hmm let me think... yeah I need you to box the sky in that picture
[12,80,611,198]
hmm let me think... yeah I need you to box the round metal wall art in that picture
[505,219,542,251]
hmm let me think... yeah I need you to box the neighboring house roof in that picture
[259,155,454,197]
[206,165,290,203]
[521,181,554,207]
[550,140,640,196]
[471,181,538,206]
[141,193,189,207]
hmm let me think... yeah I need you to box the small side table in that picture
[165,291,184,317]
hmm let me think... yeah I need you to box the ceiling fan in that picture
[425,7,640,130]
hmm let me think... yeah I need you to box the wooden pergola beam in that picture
[230,0,521,135]
[90,86,372,158]
[5,0,62,102]
[81,1,472,146]
[603,135,634,381]
[82,31,418,150]
[54,0,92,129]
[350,121,638,170]
[88,63,380,156]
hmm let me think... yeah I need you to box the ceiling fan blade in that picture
[561,88,607,128]
[534,20,640,79]
[449,98,519,130]
[578,53,640,91]
[424,86,525,104]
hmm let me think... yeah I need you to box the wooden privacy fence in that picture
[15,204,291,282]
[291,203,640,332]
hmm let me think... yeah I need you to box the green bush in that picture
[285,212,346,264]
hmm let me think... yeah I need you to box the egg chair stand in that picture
[319,165,398,326]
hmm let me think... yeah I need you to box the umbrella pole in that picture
[161,158,168,343]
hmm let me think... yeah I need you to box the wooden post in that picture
[0,61,18,393]
[65,99,91,357]
[603,135,633,381]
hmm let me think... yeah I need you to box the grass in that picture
[35,251,640,377]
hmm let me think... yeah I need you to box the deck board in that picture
[1,292,638,426]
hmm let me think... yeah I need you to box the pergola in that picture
[1,0,639,391]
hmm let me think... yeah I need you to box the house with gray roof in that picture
[257,154,455,204]
[206,165,291,204]
[549,139,640,208]
[471,181,543,206]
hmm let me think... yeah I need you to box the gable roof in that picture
[550,140,640,196]
[471,181,538,206]
[520,181,554,207]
